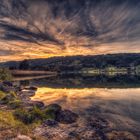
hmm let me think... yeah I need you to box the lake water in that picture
[15,75,140,139]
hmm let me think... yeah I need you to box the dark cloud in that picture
[0,0,140,49]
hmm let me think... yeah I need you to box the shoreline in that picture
[0,81,139,140]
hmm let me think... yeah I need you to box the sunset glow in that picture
[0,41,140,62]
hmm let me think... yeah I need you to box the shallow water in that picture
[15,75,140,138]
[32,87,140,131]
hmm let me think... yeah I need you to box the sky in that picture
[0,0,140,62]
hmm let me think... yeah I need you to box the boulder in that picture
[3,81,13,87]
[46,104,62,113]
[56,110,78,124]
[43,119,58,127]
[0,84,15,93]
[24,86,38,91]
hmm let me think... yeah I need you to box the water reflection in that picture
[32,87,140,136]
[14,75,140,137]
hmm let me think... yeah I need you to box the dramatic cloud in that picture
[0,0,140,61]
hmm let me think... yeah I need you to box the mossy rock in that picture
[30,106,46,120]
[44,110,56,120]
[45,104,62,114]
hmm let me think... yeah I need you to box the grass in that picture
[0,90,20,107]
[0,91,6,100]
[14,106,56,125]
[0,110,46,139]
[0,90,56,125]
[0,110,30,135]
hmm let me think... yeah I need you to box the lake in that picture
[14,75,140,139]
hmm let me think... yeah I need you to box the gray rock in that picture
[0,84,15,93]
[43,119,58,127]
[3,81,13,87]
[56,110,78,124]
[24,86,38,91]
[87,117,109,130]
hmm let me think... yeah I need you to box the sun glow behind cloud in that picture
[0,0,140,61]
[0,40,139,62]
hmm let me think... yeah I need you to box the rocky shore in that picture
[0,81,139,140]
[0,81,79,139]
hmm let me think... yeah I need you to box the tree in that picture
[19,60,30,70]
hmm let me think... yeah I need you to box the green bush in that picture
[0,68,12,81]
[14,108,36,124]
[14,106,56,124]
[0,110,39,138]
[0,92,17,104]
[0,90,18,104]
[8,100,22,109]
[30,106,46,120]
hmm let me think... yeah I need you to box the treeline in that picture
[1,53,140,72]
[19,53,140,71]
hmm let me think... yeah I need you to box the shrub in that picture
[14,106,56,124]
[0,68,12,81]
[0,92,17,104]
[0,90,18,104]
[30,106,46,120]
[14,108,36,124]
[0,110,36,137]
[8,100,22,109]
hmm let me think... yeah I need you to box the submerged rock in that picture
[87,117,109,130]
[105,131,137,140]
[56,110,78,124]
[78,129,102,140]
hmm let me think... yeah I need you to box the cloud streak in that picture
[0,0,140,61]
